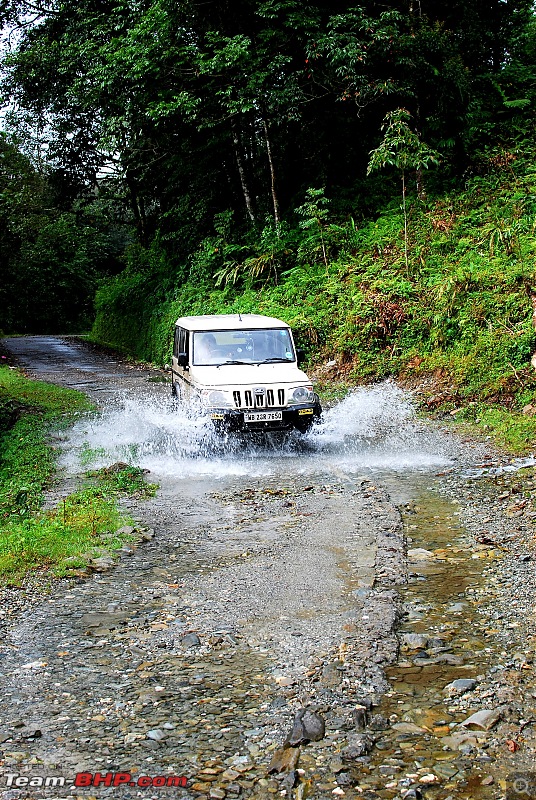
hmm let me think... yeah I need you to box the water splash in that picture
[61,381,452,479]
[317,382,417,446]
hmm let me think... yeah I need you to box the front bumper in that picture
[208,401,322,432]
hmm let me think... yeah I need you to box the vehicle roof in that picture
[175,314,291,331]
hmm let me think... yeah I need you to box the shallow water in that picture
[359,481,498,799]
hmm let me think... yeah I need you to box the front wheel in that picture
[171,376,183,403]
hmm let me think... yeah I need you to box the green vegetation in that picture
[448,405,536,455]
[0,365,156,581]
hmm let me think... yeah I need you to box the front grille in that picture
[232,388,285,409]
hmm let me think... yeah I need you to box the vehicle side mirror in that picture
[296,348,305,365]
[177,352,188,368]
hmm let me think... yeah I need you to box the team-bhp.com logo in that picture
[507,772,536,799]
[3,772,188,789]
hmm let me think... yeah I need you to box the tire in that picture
[171,375,182,402]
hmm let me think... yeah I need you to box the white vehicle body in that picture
[171,314,321,432]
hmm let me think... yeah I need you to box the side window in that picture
[178,328,188,357]
[174,327,189,358]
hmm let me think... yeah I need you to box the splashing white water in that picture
[61,381,451,480]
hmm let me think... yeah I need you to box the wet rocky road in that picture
[1,336,536,800]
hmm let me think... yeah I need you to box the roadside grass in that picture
[447,403,536,455]
[0,365,157,582]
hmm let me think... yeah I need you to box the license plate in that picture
[244,410,283,422]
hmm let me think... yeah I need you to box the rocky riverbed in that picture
[1,336,535,800]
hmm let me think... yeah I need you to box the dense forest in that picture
[2,0,536,419]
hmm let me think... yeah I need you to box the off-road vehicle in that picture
[171,314,321,433]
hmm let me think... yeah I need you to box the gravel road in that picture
[1,336,536,800]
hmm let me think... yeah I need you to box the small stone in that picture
[278,770,297,793]
[341,734,373,759]
[433,763,459,779]
[268,746,300,774]
[181,633,201,647]
[20,729,41,739]
[418,774,439,785]
[115,526,136,535]
[146,729,166,741]
[286,709,325,746]
[445,679,478,696]
[369,714,389,731]
[481,776,494,786]
[408,548,435,560]
[460,708,502,731]
[391,722,427,734]
[351,705,368,730]
[80,612,128,629]
[402,634,428,650]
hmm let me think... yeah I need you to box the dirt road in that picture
[1,336,536,800]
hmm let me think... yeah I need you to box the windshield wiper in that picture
[258,357,292,363]
[217,360,249,367]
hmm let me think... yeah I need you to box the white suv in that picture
[171,314,322,433]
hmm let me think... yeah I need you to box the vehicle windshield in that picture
[192,328,295,366]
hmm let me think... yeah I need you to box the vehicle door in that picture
[172,326,192,399]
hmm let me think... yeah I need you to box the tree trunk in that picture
[402,170,409,274]
[414,104,427,201]
[262,118,280,227]
[231,120,256,225]
[125,170,147,246]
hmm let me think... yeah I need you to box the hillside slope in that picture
[91,148,536,451]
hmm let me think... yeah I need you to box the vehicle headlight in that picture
[201,390,232,407]
[290,386,314,404]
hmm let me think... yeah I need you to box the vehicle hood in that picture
[190,362,311,388]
